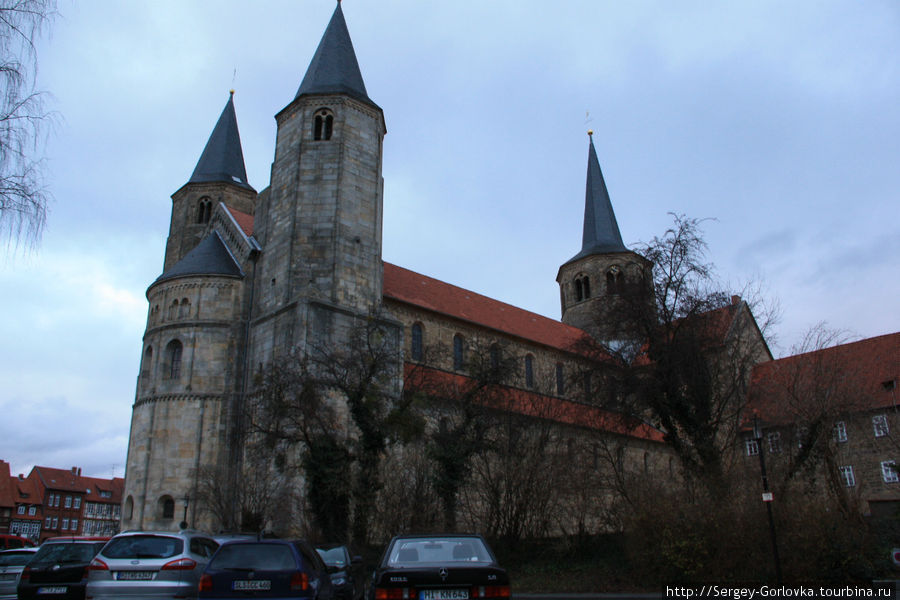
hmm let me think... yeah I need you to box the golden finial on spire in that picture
[588,129,594,138]
[229,89,235,96]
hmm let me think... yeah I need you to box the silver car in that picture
[0,547,38,599]
[86,530,218,599]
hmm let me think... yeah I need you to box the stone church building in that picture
[122,4,768,532]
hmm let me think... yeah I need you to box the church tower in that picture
[251,2,387,357]
[164,92,256,272]
[557,133,652,343]
[122,96,255,531]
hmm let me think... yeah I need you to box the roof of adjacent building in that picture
[295,2,377,108]
[747,331,900,425]
[564,136,629,265]
[0,461,13,508]
[33,466,87,493]
[154,231,243,285]
[188,93,253,191]
[383,262,590,353]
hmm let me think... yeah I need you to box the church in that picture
[121,3,767,533]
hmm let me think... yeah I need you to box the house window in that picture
[453,334,465,370]
[313,108,334,141]
[873,414,889,437]
[882,461,899,483]
[28,506,36,516]
[51,517,58,529]
[410,323,423,361]
[767,432,781,454]
[74,497,81,510]
[44,517,51,528]
[556,363,565,395]
[61,518,69,531]
[524,355,534,389]
[64,496,72,508]
[746,438,759,456]
[71,519,78,532]
[834,421,848,442]
[165,340,183,380]
[839,465,856,487]
[17,505,25,515]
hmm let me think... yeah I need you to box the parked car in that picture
[198,538,333,599]
[316,544,364,600]
[86,529,219,599]
[369,534,510,600]
[17,536,109,600]
[0,547,38,599]
[0,534,36,549]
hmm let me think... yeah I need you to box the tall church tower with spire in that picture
[557,134,652,344]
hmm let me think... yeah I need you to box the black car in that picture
[316,544,365,600]
[17,536,109,600]
[369,534,510,600]
[198,539,334,599]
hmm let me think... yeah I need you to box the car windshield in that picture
[387,537,491,566]
[32,543,99,564]
[102,535,183,559]
[0,550,35,566]
[210,543,296,571]
[316,547,347,567]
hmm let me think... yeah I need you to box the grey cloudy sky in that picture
[1,1,897,479]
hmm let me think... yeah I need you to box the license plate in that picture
[421,590,469,600]
[234,579,272,591]
[116,570,155,580]
[37,587,67,594]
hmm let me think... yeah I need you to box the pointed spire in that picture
[189,92,253,191]
[567,133,627,263]
[295,2,376,107]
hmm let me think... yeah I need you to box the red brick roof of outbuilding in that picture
[383,262,591,353]
[0,461,14,508]
[747,331,900,425]
[405,364,665,442]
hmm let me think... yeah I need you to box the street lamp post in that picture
[753,415,783,584]
[181,496,190,530]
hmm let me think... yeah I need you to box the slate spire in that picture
[189,92,253,191]
[295,2,376,107]
[567,133,627,262]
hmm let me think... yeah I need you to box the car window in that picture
[210,543,296,570]
[32,543,99,564]
[388,537,491,566]
[189,537,218,558]
[0,550,35,566]
[103,535,184,559]
[317,547,347,567]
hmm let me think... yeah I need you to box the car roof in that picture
[43,536,110,543]
[0,547,38,553]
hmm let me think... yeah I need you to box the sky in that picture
[1,1,898,480]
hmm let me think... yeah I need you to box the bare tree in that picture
[0,0,56,250]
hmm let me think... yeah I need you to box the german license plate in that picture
[234,579,271,591]
[37,587,67,594]
[117,570,155,580]
[421,590,469,600]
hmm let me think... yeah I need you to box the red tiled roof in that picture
[747,331,900,425]
[33,467,86,492]
[82,476,124,503]
[223,205,254,236]
[384,262,589,352]
[405,364,664,442]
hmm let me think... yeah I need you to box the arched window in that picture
[178,298,190,318]
[574,276,591,301]
[124,496,134,521]
[606,266,624,294]
[556,363,565,395]
[141,347,152,380]
[453,334,465,370]
[313,108,334,141]
[490,344,501,370]
[164,340,183,380]
[160,496,175,520]
[574,278,583,302]
[196,197,212,224]
[524,354,534,389]
[167,300,178,320]
[411,323,423,361]
[582,277,591,299]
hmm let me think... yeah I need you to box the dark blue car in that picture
[198,539,333,599]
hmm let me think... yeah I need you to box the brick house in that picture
[743,331,900,516]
